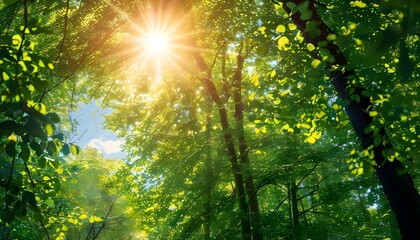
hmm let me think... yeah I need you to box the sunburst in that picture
[128,5,189,76]
[109,2,204,97]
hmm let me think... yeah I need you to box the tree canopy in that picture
[0,0,418,239]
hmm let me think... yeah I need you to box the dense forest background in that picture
[0,0,419,239]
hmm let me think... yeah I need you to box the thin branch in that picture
[93,199,117,239]
[54,0,70,62]
[296,160,322,188]
[209,41,227,71]
[273,195,289,213]
[307,211,347,225]
[23,162,36,192]
[299,198,332,215]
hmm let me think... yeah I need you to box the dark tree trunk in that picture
[233,54,263,240]
[281,1,420,239]
[191,42,252,240]
[203,99,213,240]
[290,180,299,226]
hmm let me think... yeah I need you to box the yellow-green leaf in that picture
[56,166,64,174]
[2,72,10,81]
[34,103,47,115]
[277,36,289,49]
[248,93,256,100]
[306,43,316,52]
[315,111,325,119]
[311,59,321,68]
[351,0,367,8]
[250,75,259,86]
[270,70,276,78]
[276,24,286,33]
[288,23,297,30]
[307,136,316,144]
[45,123,54,136]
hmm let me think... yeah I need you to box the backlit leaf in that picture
[276,24,286,33]
[307,136,316,144]
[311,59,321,68]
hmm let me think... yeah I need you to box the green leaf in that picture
[32,78,50,93]
[0,35,12,45]
[46,140,58,156]
[28,205,42,220]
[44,199,55,208]
[373,136,382,147]
[1,208,15,224]
[297,1,312,20]
[5,141,17,157]
[44,123,54,136]
[20,144,31,162]
[25,116,48,141]
[0,120,21,137]
[38,156,46,168]
[45,112,60,123]
[311,59,321,68]
[286,2,297,12]
[53,133,65,141]
[33,103,47,115]
[70,144,81,155]
[13,201,27,219]
[397,40,412,83]
[22,191,37,206]
[30,141,44,156]
[49,158,60,169]
[5,194,15,205]
[62,143,70,156]
[306,21,321,38]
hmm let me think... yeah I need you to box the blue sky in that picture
[69,101,127,159]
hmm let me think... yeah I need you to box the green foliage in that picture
[0,1,81,239]
[0,0,417,239]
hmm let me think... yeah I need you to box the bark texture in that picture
[281,1,420,239]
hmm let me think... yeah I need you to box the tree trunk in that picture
[191,43,252,240]
[281,1,420,238]
[233,54,263,240]
[290,180,299,226]
[203,99,213,240]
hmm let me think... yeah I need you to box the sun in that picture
[136,28,173,63]
[110,2,200,93]
[144,31,169,54]
[127,5,188,73]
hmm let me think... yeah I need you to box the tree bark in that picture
[233,54,263,240]
[280,1,420,239]
[191,42,252,240]
[290,180,299,226]
[203,99,213,240]
[158,0,253,237]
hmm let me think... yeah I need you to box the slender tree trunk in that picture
[281,1,420,238]
[358,194,371,224]
[191,43,251,240]
[203,100,213,239]
[152,0,252,238]
[233,54,263,240]
[290,180,299,226]
[299,199,308,226]
[287,183,293,226]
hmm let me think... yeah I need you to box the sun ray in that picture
[106,2,216,99]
